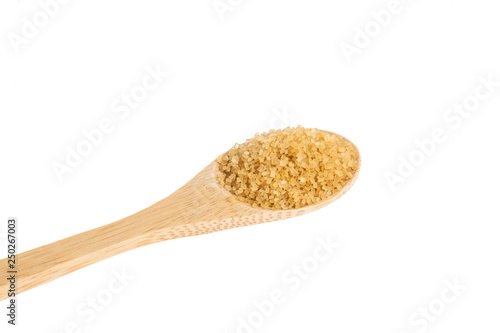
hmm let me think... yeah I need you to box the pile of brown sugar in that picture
[217,126,360,210]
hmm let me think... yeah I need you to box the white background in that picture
[1,0,499,332]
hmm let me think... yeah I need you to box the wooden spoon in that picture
[0,131,360,301]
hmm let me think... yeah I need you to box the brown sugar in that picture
[217,126,360,210]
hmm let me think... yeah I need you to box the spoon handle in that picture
[0,176,252,301]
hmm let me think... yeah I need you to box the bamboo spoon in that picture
[0,130,359,301]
